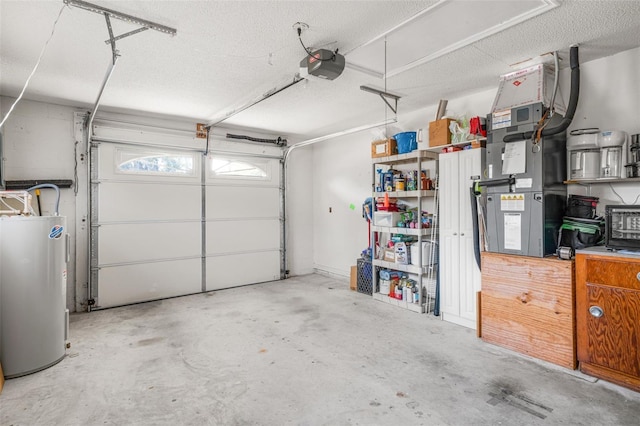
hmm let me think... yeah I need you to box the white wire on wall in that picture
[0,5,67,129]
[609,183,640,205]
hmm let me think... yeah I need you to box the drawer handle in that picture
[589,306,604,318]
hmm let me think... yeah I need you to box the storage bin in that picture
[393,132,417,154]
[410,241,438,266]
[357,258,380,295]
[373,211,403,227]
[356,258,373,295]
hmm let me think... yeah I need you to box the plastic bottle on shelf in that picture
[421,171,428,190]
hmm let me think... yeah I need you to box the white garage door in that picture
[205,154,281,290]
[90,120,283,309]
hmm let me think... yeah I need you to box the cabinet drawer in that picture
[584,257,640,290]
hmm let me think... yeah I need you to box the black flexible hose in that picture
[503,46,580,143]
[470,187,481,271]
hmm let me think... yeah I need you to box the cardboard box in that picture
[350,265,357,291]
[428,118,453,147]
[471,139,486,149]
[384,247,396,262]
[371,138,397,158]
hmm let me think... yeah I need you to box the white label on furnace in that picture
[504,213,522,251]
[500,193,525,211]
[515,178,533,189]
[492,110,512,130]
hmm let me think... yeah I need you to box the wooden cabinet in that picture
[576,249,640,391]
[481,252,576,369]
[439,149,483,329]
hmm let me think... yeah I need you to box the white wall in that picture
[564,46,640,210]
[285,146,314,276]
[310,46,640,278]
[310,88,497,277]
[1,97,80,310]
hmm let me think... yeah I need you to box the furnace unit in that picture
[482,103,567,257]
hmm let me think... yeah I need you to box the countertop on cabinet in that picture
[576,246,640,259]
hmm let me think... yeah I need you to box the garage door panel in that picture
[99,182,201,222]
[206,219,279,254]
[97,143,201,183]
[97,259,202,308]
[98,222,201,265]
[206,251,280,291]
[206,186,279,219]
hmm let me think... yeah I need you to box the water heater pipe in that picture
[26,183,61,216]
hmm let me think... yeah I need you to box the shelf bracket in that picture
[360,85,400,115]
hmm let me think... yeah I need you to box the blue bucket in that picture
[394,132,417,154]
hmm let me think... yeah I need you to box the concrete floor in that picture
[1,274,639,425]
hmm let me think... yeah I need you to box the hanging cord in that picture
[297,27,337,62]
[384,37,388,137]
[548,51,560,118]
[609,184,640,205]
[531,108,551,152]
[0,4,67,129]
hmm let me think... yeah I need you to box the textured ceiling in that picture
[1,0,640,140]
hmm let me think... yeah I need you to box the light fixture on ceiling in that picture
[346,0,559,79]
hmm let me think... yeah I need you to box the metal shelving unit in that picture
[370,150,439,314]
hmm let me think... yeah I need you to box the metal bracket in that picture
[104,14,119,65]
[104,27,149,45]
[360,85,400,115]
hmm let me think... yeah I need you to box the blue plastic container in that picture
[394,132,417,154]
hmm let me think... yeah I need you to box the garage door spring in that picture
[226,133,287,146]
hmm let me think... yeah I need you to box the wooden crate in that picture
[371,138,397,158]
[480,252,576,369]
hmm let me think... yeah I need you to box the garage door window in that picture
[209,157,270,180]
[116,148,196,177]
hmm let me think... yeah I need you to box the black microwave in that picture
[605,205,640,250]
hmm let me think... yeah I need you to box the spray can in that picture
[384,171,394,192]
